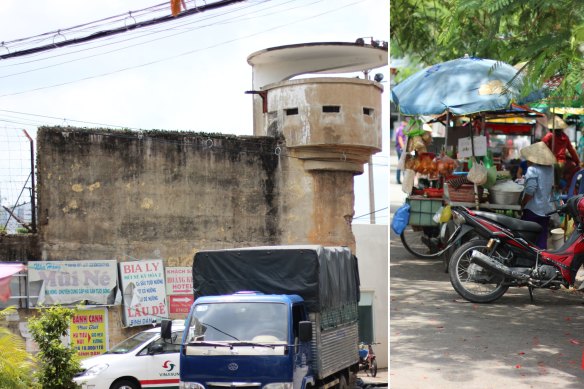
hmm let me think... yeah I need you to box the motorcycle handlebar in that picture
[546,203,569,217]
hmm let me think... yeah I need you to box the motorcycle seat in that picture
[474,210,542,234]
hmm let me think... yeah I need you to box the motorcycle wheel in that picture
[369,359,378,377]
[441,221,458,272]
[442,226,479,273]
[400,225,442,259]
[449,239,509,303]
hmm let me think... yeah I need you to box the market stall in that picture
[397,110,540,258]
[438,106,544,215]
[397,121,456,258]
[390,56,544,258]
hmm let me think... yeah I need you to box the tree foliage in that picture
[0,307,38,389]
[391,0,584,98]
[28,305,81,389]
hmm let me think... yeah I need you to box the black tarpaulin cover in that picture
[192,245,360,313]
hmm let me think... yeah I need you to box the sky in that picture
[0,0,389,224]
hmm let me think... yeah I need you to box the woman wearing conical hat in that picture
[520,142,557,249]
[542,115,580,189]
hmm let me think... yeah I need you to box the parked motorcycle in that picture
[439,208,542,273]
[448,195,584,303]
[358,342,378,377]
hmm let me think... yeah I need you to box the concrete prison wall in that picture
[36,127,356,264]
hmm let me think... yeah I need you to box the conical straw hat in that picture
[520,142,557,166]
[548,115,567,130]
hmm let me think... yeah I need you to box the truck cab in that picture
[179,292,313,389]
[179,245,360,389]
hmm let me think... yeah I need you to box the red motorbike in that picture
[448,195,584,303]
[358,342,378,377]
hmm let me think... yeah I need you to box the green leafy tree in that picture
[390,0,455,65]
[391,0,584,99]
[0,307,38,389]
[28,305,81,389]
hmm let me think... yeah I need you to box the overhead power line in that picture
[354,207,388,220]
[0,0,246,60]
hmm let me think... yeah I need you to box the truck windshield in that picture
[107,332,157,354]
[186,302,288,344]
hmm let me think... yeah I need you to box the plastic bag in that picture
[397,149,407,170]
[401,169,415,194]
[566,217,575,235]
[433,207,443,224]
[391,203,410,235]
[440,205,452,223]
[483,166,498,189]
[467,158,487,185]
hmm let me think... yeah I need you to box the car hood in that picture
[80,352,133,369]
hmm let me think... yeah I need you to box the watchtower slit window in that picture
[322,105,340,113]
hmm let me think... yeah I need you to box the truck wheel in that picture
[338,373,349,389]
[111,379,139,389]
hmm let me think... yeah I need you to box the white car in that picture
[73,321,185,389]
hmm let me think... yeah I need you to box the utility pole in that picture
[368,156,376,224]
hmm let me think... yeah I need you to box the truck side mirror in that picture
[298,321,312,342]
[160,319,172,340]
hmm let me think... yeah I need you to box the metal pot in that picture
[488,188,522,205]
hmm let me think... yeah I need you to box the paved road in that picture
[357,368,388,387]
[389,167,584,388]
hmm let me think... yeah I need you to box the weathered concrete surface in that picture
[261,78,382,149]
[37,129,279,263]
[36,128,359,263]
[253,78,383,175]
[0,234,39,261]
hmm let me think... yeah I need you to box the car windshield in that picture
[186,302,288,344]
[107,331,157,354]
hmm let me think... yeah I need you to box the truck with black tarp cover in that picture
[176,245,361,389]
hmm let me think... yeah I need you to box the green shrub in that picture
[0,307,38,389]
[28,306,81,389]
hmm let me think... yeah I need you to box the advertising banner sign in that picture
[165,267,193,295]
[119,260,168,327]
[169,294,194,314]
[27,260,117,305]
[70,308,109,357]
